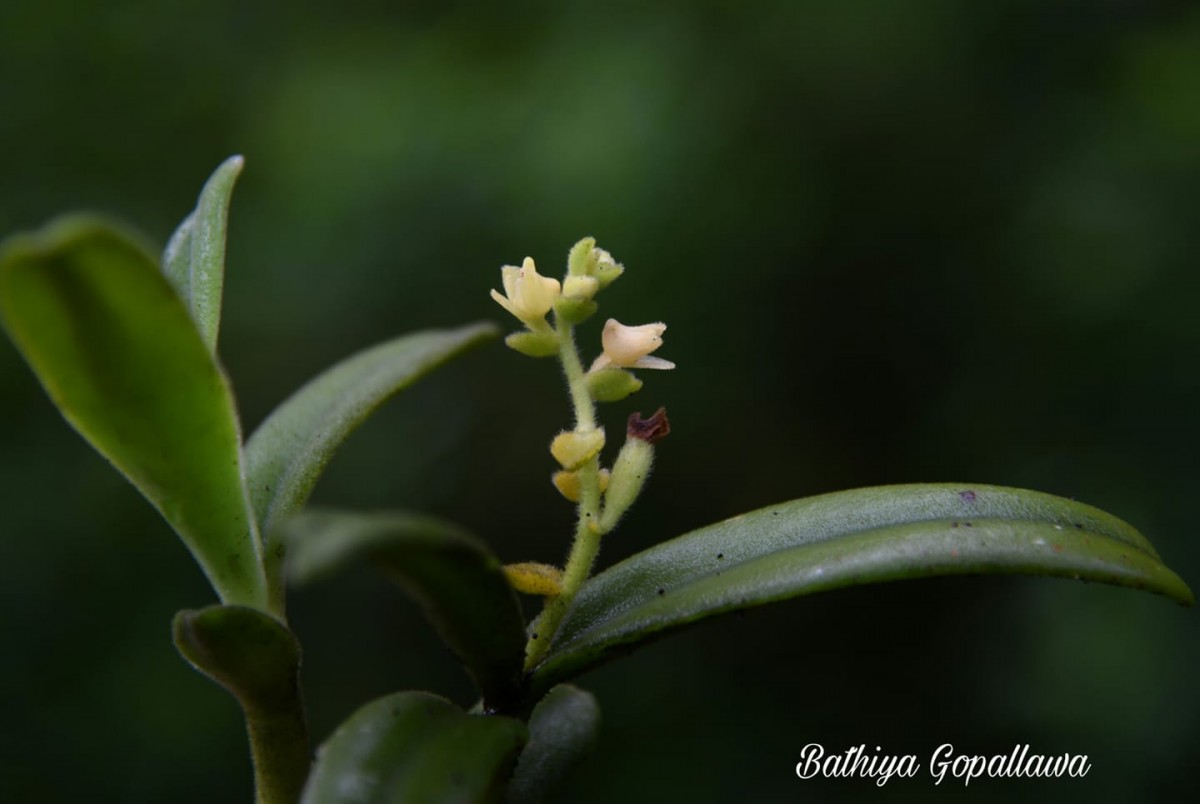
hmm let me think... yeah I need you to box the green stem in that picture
[524,315,603,669]
[172,606,311,803]
[555,316,595,431]
[245,685,311,804]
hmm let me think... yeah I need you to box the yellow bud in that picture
[552,468,611,502]
[503,562,564,597]
[550,427,605,470]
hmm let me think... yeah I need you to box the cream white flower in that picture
[490,257,561,323]
[589,318,675,372]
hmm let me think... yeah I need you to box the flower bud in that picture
[552,468,611,503]
[550,427,605,470]
[592,247,624,288]
[567,236,597,276]
[503,562,564,597]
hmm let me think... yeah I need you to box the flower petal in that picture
[490,287,519,318]
[631,355,675,370]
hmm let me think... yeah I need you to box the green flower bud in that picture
[592,248,624,288]
[585,367,643,402]
[566,236,623,288]
[567,236,597,276]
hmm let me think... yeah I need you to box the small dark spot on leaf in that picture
[959,490,976,503]
[717,553,724,560]
[1074,523,1083,529]
[951,521,959,528]
[531,633,539,640]
[657,588,665,595]
[963,521,973,527]
[772,511,779,516]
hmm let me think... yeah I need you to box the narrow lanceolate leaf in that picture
[301,691,526,804]
[244,322,498,610]
[0,218,267,609]
[504,685,599,804]
[162,155,244,353]
[173,605,308,804]
[531,483,1194,696]
[285,509,527,710]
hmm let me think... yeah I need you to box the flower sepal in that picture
[585,367,643,402]
[554,294,598,325]
[505,329,560,358]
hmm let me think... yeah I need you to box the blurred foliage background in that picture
[1,1,1197,801]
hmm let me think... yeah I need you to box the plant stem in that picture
[245,687,311,804]
[524,315,603,670]
[172,606,311,804]
[556,316,595,431]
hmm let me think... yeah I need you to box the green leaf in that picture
[173,605,309,804]
[531,483,1194,695]
[301,691,527,804]
[244,322,498,610]
[504,685,599,804]
[285,509,527,709]
[162,155,244,353]
[0,217,267,609]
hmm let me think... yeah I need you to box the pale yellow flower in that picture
[490,257,561,323]
[589,319,675,372]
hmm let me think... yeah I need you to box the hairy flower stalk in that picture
[490,238,674,670]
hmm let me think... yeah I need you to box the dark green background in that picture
[2,1,1197,801]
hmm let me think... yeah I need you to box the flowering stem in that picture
[524,315,603,670]
[556,316,595,431]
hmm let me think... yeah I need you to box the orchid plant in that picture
[0,158,1191,804]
